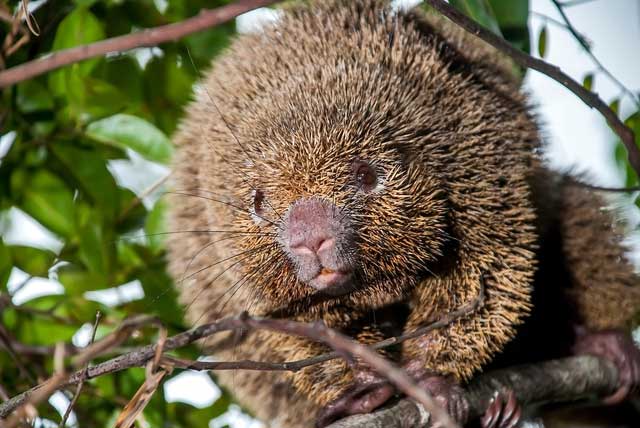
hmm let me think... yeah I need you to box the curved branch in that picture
[549,0,640,108]
[327,355,619,428]
[0,281,484,421]
[0,0,279,88]
[424,0,640,179]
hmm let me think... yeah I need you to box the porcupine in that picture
[165,1,640,427]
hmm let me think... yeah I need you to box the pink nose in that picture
[285,198,339,255]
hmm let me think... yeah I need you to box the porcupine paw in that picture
[480,389,522,428]
[412,371,470,426]
[315,380,395,427]
[573,328,640,404]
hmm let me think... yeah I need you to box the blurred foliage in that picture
[0,0,236,426]
[3,0,637,427]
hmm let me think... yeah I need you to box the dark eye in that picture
[353,160,378,193]
[251,189,266,223]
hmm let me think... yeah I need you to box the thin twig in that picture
[117,172,172,223]
[568,181,640,193]
[560,0,601,7]
[424,0,640,180]
[0,298,483,426]
[114,325,170,428]
[0,0,279,88]
[1,315,155,427]
[0,282,485,420]
[59,312,101,428]
[529,11,589,40]
[20,0,40,36]
[243,316,460,428]
[550,0,640,107]
[0,324,36,383]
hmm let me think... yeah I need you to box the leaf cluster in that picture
[1,0,235,426]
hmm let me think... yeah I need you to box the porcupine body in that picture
[166,1,640,426]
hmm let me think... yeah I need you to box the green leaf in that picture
[50,144,119,221]
[49,7,106,96]
[612,111,640,187]
[116,188,148,233]
[79,220,110,275]
[537,26,547,58]
[10,245,56,277]
[93,55,145,108]
[20,317,79,345]
[16,80,54,113]
[626,111,640,133]
[0,239,11,290]
[58,264,108,296]
[583,73,594,91]
[182,23,235,68]
[116,241,145,270]
[609,98,620,115]
[145,199,167,252]
[143,52,196,134]
[449,0,502,36]
[136,266,183,325]
[64,72,128,123]
[15,170,75,238]
[488,0,529,53]
[86,114,173,164]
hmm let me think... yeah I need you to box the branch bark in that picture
[0,0,279,88]
[424,0,640,180]
[0,281,486,421]
[327,355,619,428]
[0,311,623,428]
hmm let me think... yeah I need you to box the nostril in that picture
[289,243,316,256]
[317,238,335,254]
[289,236,332,255]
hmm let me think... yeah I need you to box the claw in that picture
[481,389,523,428]
[411,370,470,424]
[316,380,395,427]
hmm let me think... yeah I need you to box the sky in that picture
[2,0,639,427]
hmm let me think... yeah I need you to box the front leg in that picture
[573,327,640,404]
[402,266,532,427]
[314,323,400,427]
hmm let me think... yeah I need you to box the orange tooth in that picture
[320,268,335,275]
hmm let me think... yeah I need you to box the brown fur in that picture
[165,1,640,426]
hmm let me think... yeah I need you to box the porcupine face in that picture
[222,99,451,309]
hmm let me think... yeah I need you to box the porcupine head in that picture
[171,0,537,349]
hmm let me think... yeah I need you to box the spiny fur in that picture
[166,1,640,426]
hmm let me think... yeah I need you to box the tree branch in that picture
[549,0,640,108]
[327,355,618,428]
[424,0,640,179]
[0,0,279,88]
[0,307,625,428]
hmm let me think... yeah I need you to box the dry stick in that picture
[327,355,619,428]
[0,315,156,427]
[59,311,102,428]
[423,0,640,179]
[245,316,461,428]
[0,284,485,420]
[114,325,170,428]
[0,0,278,88]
